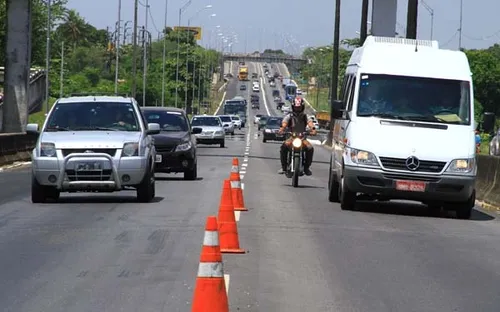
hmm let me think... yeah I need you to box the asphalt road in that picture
[0,62,499,311]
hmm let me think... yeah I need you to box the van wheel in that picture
[339,174,356,210]
[456,190,475,220]
[137,164,155,203]
[328,164,340,203]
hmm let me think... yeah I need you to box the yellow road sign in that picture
[174,26,202,40]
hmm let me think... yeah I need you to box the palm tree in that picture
[60,9,88,49]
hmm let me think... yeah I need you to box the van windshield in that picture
[356,74,471,125]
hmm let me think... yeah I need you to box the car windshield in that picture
[142,110,188,131]
[220,116,231,122]
[259,117,268,124]
[231,116,240,120]
[191,117,221,127]
[256,114,262,117]
[266,118,282,127]
[45,102,140,131]
[356,74,471,125]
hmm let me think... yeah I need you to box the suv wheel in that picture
[31,176,47,203]
[184,162,197,180]
[137,164,155,202]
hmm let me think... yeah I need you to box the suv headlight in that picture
[122,142,139,157]
[40,142,56,157]
[348,148,379,166]
[214,130,224,135]
[175,141,192,152]
[446,158,475,174]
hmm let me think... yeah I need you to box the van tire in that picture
[456,190,475,220]
[340,174,356,210]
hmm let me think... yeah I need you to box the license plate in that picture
[395,180,426,192]
[76,162,101,171]
[155,154,162,163]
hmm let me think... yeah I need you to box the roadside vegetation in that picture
[0,0,222,126]
[301,38,500,154]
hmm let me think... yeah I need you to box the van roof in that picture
[348,36,472,81]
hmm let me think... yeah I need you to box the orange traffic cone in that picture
[229,158,247,211]
[191,216,229,312]
[218,179,246,254]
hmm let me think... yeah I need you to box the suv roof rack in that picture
[69,92,130,97]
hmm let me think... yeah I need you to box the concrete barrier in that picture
[0,133,37,166]
[476,154,500,207]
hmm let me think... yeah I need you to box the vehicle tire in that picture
[328,161,340,203]
[231,131,235,135]
[48,188,61,201]
[31,176,48,203]
[137,163,155,203]
[339,173,356,210]
[292,154,300,187]
[455,190,475,219]
[220,141,225,148]
[184,162,197,180]
[263,137,267,143]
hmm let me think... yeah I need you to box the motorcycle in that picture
[285,132,308,187]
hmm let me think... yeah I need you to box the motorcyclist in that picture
[278,97,317,175]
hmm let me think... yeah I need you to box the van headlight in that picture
[175,141,192,152]
[292,138,302,148]
[348,148,379,166]
[40,142,56,157]
[446,158,475,174]
[122,142,139,157]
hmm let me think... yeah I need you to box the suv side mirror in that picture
[191,127,202,134]
[26,123,39,134]
[147,123,160,135]
[331,100,345,119]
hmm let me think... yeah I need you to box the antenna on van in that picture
[415,38,419,52]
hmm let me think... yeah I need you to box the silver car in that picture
[26,95,161,203]
[219,115,235,135]
[191,115,225,148]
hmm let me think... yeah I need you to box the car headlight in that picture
[292,138,302,148]
[349,148,379,166]
[122,142,139,157]
[40,142,56,157]
[175,141,192,152]
[265,129,272,133]
[446,158,475,174]
[214,130,224,135]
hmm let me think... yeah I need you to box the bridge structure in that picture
[222,53,307,77]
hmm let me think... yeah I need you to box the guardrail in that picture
[0,133,37,166]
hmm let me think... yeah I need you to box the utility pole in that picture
[184,19,191,111]
[59,41,64,98]
[191,54,196,113]
[131,0,139,98]
[458,0,463,49]
[114,0,121,94]
[45,0,51,113]
[406,0,418,39]
[142,0,149,106]
[328,0,341,146]
[360,0,369,44]
[161,0,169,106]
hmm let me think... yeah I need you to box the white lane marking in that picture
[224,274,230,295]
[243,157,248,162]
[239,171,246,175]
[240,174,244,179]
[241,182,245,190]
[244,152,249,155]
[241,163,248,167]
[213,90,227,115]
[234,211,240,222]
[259,72,271,116]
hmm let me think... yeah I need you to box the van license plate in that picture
[395,180,426,192]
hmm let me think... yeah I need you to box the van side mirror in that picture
[331,100,345,119]
[482,112,495,133]
[191,127,202,134]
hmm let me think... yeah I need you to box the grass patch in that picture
[207,81,227,114]
[300,85,329,111]
[28,97,57,127]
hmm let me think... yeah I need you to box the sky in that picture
[66,0,500,54]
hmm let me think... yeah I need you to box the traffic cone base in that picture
[219,220,246,254]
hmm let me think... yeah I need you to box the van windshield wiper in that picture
[357,113,406,120]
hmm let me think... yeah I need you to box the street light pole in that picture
[142,0,149,107]
[161,0,169,106]
[175,0,192,107]
[45,0,51,113]
[114,0,121,93]
[132,0,139,98]
[420,0,434,40]
[59,41,64,98]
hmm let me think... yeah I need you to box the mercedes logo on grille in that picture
[405,156,420,171]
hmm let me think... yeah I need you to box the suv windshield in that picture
[142,110,188,131]
[356,74,471,125]
[45,102,140,131]
[266,118,282,127]
[231,116,240,120]
[220,116,231,122]
[191,117,221,127]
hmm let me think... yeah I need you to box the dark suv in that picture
[141,107,201,180]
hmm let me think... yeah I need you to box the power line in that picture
[441,31,458,48]
[463,29,500,41]
[148,6,161,33]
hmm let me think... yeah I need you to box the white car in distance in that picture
[230,115,242,130]
[252,85,260,92]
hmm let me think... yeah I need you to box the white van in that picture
[328,36,476,219]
